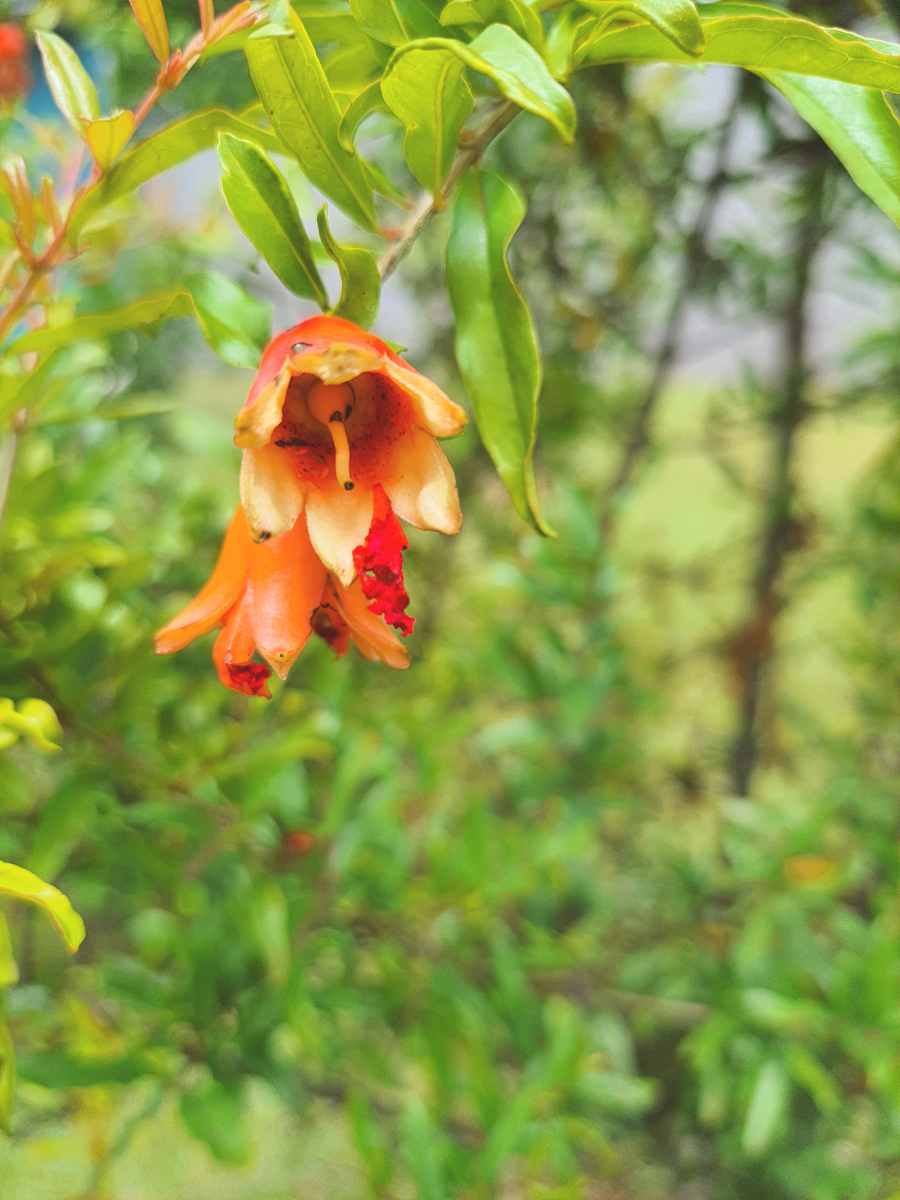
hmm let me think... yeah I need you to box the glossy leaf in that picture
[446,170,553,535]
[218,133,328,306]
[580,2,900,91]
[545,6,588,79]
[128,0,170,62]
[71,108,283,237]
[5,273,270,369]
[577,0,703,57]
[441,0,545,50]
[317,206,381,330]
[35,31,101,140]
[183,271,272,369]
[0,861,85,953]
[339,81,392,154]
[762,72,900,228]
[83,110,136,172]
[349,0,444,46]
[390,27,576,143]
[245,15,378,233]
[0,913,17,990]
[381,47,473,198]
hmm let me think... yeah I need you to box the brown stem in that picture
[378,99,518,282]
[727,148,829,797]
[601,84,743,535]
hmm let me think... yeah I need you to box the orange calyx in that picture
[352,485,414,637]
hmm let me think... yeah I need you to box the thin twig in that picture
[601,82,744,534]
[378,100,518,282]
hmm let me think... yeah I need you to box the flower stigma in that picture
[307,381,356,491]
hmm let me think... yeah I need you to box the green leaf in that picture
[577,0,703,57]
[183,271,272,369]
[83,110,136,173]
[317,206,381,330]
[17,1053,150,1088]
[762,73,900,228]
[392,27,576,143]
[0,861,85,953]
[127,0,170,63]
[545,6,589,79]
[27,779,102,883]
[0,913,17,990]
[35,31,101,140]
[441,0,545,51]
[446,170,553,535]
[245,16,379,233]
[349,0,445,46]
[71,108,283,238]
[218,133,328,306]
[381,48,473,197]
[742,1059,790,1157]
[91,393,179,420]
[180,1077,250,1166]
[0,1005,14,1132]
[580,2,900,92]
[348,1093,394,1192]
[338,80,392,154]
[5,274,271,369]
[400,1096,447,1200]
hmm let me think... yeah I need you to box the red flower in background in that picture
[0,26,29,103]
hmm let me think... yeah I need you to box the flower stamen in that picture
[307,381,356,491]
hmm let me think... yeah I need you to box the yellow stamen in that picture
[328,418,353,491]
[307,381,356,490]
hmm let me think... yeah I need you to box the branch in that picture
[600,83,743,534]
[378,99,518,282]
[727,145,830,797]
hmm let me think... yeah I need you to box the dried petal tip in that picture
[223,661,272,698]
[352,485,414,637]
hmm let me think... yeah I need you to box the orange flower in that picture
[155,315,466,694]
[155,506,409,696]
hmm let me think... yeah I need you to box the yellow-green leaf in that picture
[128,0,170,63]
[0,862,85,953]
[317,206,381,329]
[576,0,704,58]
[0,1006,14,1132]
[245,15,378,232]
[83,110,136,173]
[349,0,445,46]
[35,31,100,141]
[441,0,545,52]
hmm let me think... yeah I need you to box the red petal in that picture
[351,485,414,637]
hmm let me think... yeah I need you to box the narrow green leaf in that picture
[577,0,703,57]
[0,861,85,953]
[348,1093,394,1192]
[338,81,391,154]
[0,1004,14,1133]
[580,2,900,92]
[545,7,589,79]
[400,1096,447,1200]
[35,31,101,140]
[17,1053,150,1088]
[381,48,473,197]
[183,271,272,369]
[349,0,445,46]
[127,0,170,63]
[317,206,381,330]
[4,274,270,369]
[3,291,194,358]
[0,913,18,990]
[742,1059,790,1157]
[70,108,283,237]
[245,15,378,233]
[762,73,900,228]
[218,133,328,306]
[26,780,102,883]
[446,170,553,535]
[441,0,545,50]
[392,28,576,143]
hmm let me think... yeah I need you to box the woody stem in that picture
[378,99,519,283]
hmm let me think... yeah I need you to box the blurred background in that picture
[4,1,900,1196]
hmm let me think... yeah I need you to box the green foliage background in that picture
[8,4,900,1198]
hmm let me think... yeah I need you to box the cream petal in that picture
[382,358,467,439]
[305,483,373,588]
[382,426,462,536]
[332,578,410,670]
[291,342,384,384]
[240,445,306,544]
[234,360,291,449]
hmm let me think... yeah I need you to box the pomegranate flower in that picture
[155,317,467,694]
[155,506,409,696]
[0,26,29,103]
